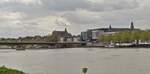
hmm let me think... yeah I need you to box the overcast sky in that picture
[0,0,149,38]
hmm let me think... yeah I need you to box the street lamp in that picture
[82,67,88,74]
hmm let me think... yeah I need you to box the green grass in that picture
[0,66,25,74]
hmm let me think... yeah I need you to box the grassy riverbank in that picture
[0,66,25,74]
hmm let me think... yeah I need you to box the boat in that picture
[115,43,135,48]
[105,44,115,48]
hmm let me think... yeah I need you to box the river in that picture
[0,48,150,74]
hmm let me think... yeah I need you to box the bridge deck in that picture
[0,42,87,45]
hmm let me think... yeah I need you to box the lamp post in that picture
[82,67,88,74]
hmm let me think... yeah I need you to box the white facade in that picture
[92,30,104,40]
[103,32,117,35]
[60,37,64,43]
[66,37,73,42]
[59,36,81,43]
[73,36,80,42]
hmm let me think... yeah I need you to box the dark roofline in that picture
[53,31,65,32]
[88,27,140,31]
[87,28,140,32]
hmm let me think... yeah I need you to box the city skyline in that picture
[0,0,149,37]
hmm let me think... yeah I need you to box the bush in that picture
[0,66,25,74]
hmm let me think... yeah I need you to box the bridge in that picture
[0,42,87,49]
[0,42,86,45]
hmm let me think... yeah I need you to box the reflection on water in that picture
[0,48,150,74]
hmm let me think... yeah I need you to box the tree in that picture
[140,30,150,42]
[46,35,59,42]
[99,30,150,44]
[99,35,112,43]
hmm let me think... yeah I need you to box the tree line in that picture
[99,30,150,44]
[0,35,59,43]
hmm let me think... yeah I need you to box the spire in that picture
[65,28,68,33]
[109,25,112,30]
[130,21,134,30]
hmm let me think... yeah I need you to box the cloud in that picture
[0,0,148,37]
[0,12,26,21]
[42,0,139,12]
[0,0,42,5]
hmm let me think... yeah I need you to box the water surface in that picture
[0,48,150,74]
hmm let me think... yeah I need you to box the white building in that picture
[60,36,81,43]
[81,22,139,42]
[73,36,81,42]
[92,30,105,40]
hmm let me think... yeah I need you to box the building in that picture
[81,22,140,42]
[52,28,72,42]
[81,32,88,41]
[72,35,81,42]
[60,36,81,43]
[52,28,72,38]
[52,28,81,42]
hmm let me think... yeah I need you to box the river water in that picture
[0,48,150,74]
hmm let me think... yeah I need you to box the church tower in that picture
[130,21,134,30]
[109,25,112,30]
[65,28,68,33]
